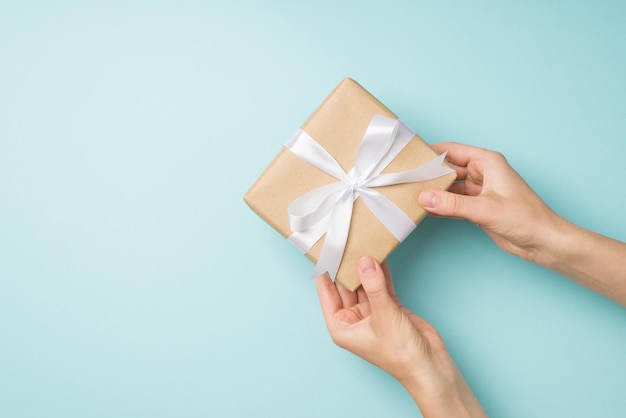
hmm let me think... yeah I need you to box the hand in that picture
[419,142,626,306]
[418,142,562,263]
[316,257,486,417]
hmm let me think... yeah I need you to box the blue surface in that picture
[1,1,625,417]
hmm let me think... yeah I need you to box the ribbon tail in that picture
[359,188,417,242]
[364,152,455,187]
[311,189,354,281]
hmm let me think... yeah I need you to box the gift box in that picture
[244,78,456,291]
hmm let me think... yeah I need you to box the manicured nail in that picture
[419,191,437,208]
[359,256,376,275]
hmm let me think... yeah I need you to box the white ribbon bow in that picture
[285,114,454,281]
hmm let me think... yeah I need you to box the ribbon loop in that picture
[284,115,455,281]
[353,115,399,180]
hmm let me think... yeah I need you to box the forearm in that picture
[533,216,626,306]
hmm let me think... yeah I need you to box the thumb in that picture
[418,190,487,224]
[358,257,394,316]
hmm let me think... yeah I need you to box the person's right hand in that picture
[418,142,564,263]
[420,142,626,306]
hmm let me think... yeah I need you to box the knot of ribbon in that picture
[284,114,454,281]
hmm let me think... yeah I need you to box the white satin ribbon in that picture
[285,114,454,281]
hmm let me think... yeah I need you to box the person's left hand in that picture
[316,257,487,417]
[316,256,445,386]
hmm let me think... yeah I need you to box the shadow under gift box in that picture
[244,78,456,291]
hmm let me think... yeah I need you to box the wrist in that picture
[528,214,578,271]
[399,351,487,417]
[526,213,626,305]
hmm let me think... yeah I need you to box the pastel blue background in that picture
[1,1,625,417]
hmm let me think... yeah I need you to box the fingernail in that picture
[419,191,437,208]
[359,256,376,275]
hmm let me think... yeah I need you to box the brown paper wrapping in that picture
[244,78,456,291]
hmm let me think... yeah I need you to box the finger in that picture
[356,285,367,304]
[418,189,492,225]
[445,162,469,181]
[464,179,485,196]
[315,274,343,327]
[431,142,489,168]
[337,283,358,308]
[358,257,395,317]
[380,261,397,298]
[447,181,468,195]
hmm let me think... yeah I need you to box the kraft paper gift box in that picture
[244,78,456,291]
